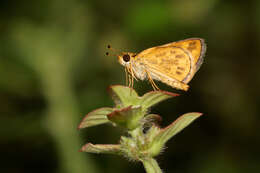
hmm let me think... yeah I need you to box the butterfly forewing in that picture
[136,46,191,82]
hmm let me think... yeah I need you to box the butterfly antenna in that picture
[105,52,118,57]
[106,44,122,56]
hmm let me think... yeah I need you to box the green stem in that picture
[141,157,163,173]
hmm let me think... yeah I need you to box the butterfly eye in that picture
[123,54,130,62]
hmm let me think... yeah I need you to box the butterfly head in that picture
[117,53,136,67]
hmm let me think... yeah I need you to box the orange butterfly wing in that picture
[135,38,206,84]
[135,46,191,82]
[159,38,206,74]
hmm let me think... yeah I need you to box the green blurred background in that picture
[1,0,260,172]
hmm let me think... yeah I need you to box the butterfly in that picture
[108,38,206,91]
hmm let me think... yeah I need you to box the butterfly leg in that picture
[125,66,132,88]
[130,64,134,89]
[128,74,132,87]
[145,69,160,91]
[125,67,129,86]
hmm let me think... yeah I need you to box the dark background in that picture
[1,0,260,173]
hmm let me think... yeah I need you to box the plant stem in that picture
[141,157,163,173]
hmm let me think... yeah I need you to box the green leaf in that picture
[149,112,202,156]
[80,143,122,155]
[78,107,113,129]
[108,85,179,111]
[108,85,139,108]
[140,91,179,110]
[107,105,143,130]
